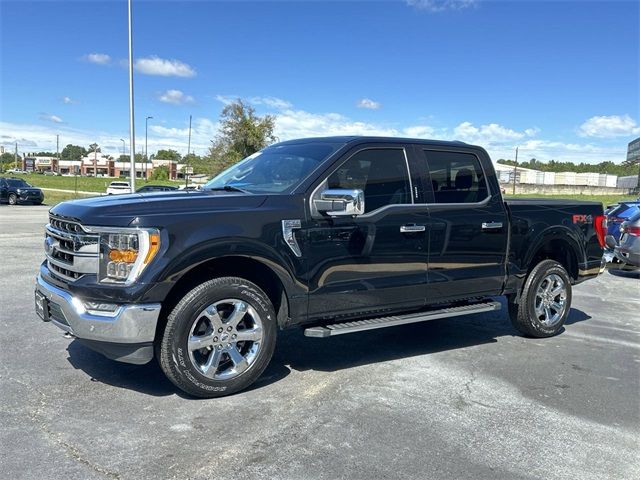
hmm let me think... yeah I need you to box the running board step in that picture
[304,300,501,338]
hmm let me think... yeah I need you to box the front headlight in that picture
[89,227,161,284]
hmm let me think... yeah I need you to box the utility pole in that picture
[145,116,152,181]
[14,142,18,170]
[512,146,519,195]
[94,146,98,177]
[56,134,59,174]
[185,114,192,188]
[127,0,137,192]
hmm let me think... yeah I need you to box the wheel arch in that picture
[155,254,295,344]
[524,227,583,282]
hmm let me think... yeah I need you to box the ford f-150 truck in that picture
[35,136,607,397]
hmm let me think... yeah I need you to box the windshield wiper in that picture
[207,185,251,194]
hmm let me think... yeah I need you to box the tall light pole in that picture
[56,134,59,174]
[120,138,126,157]
[127,0,137,191]
[145,116,152,181]
[185,114,192,187]
[512,146,519,196]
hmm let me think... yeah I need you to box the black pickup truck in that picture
[35,136,606,397]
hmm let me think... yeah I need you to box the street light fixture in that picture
[145,116,153,181]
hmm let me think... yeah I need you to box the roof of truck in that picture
[276,135,472,148]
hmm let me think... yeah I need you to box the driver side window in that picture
[326,148,411,213]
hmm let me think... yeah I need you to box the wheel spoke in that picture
[228,346,249,374]
[544,307,552,323]
[203,305,223,330]
[226,301,248,328]
[544,279,554,294]
[551,301,563,313]
[202,349,223,378]
[236,327,262,343]
[550,286,564,298]
[188,333,215,351]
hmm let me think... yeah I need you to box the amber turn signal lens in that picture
[144,233,161,264]
[108,249,138,263]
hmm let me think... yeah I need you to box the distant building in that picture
[627,136,640,164]
[22,153,188,180]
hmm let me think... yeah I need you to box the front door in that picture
[304,146,429,320]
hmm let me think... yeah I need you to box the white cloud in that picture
[83,53,111,65]
[406,0,478,13]
[134,56,196,77]
[250,96,293,110]
[158,89,195,105]
[577,114,640,138]
[62,96,77,105]
[357,98,382,110]
[453,122,536,143]
[39,113,64,124]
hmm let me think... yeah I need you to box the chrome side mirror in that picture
[314,189,365,217]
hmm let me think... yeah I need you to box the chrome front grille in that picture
[45,215,99,283]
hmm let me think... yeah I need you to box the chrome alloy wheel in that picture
[534,273,567,327]
[187,299,264,380]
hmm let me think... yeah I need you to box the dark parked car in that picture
[35,136,605,398]
[614,210,640,267]
[604,201,640,251]
[0,177,44,205]
[136,184,179,193]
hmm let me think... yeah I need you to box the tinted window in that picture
[327,148,411,213]
[6,179,30,188]
[423,150,488,204]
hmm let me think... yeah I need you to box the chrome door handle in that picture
[481,222,503,230]
[400,224,426,233]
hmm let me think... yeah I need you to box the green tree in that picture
[60,144,87,161]
[207,99,276,175]
[150,165,169,180]
[88,143,100,153]
[154,149,182,161]
[0,152,21,171]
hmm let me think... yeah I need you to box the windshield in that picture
[7,179,30,188]
[203,142,342,194]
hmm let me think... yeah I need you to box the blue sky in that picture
[1,0,638,163]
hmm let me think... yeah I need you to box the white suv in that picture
[106,181,132,195]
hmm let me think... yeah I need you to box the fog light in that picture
[83,301,120,317]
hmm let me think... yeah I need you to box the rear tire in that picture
[8,193,17,205]
[158,276,277,398]
[508,259,572,338]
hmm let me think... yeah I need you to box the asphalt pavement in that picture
[1,205,639,480]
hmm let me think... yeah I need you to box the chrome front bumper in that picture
[35,274,161,344]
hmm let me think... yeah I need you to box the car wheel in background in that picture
[8,193,17,205]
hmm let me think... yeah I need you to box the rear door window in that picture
[422,150,488,204]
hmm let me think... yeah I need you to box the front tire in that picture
[158,277,277,398]
[508,259,572,338]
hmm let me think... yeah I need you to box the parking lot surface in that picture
[1,206,639,480]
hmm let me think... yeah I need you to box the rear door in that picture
[413,146,508,302]
[0,178,7,202]
[303,144,429,319]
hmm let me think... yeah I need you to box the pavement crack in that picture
[5,375,121,479]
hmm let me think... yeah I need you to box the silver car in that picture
[614,210,640,267]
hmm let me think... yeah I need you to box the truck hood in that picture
[49,190,269,227]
